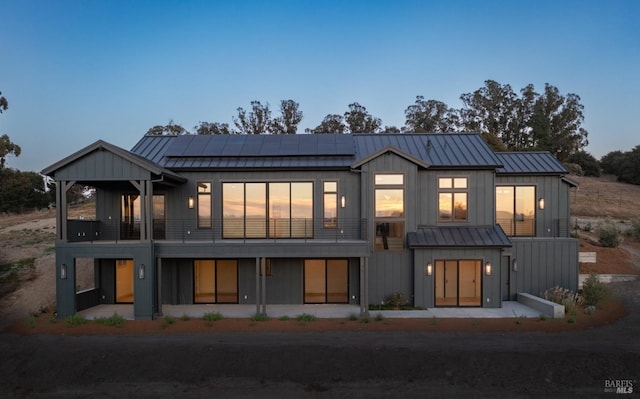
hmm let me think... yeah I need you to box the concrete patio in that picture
[78,301,543,320]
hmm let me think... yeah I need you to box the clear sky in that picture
[1,0,638,172]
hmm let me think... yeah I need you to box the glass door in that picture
[435,260,481,307]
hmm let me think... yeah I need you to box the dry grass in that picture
[570,175,640,220]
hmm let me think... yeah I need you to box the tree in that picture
[306,114,347,134]
[0,92,21,168]
[194,122,233,135]
[459,80,520,146]
[146,120,189,135]
[600,150,625,176]
[404,96,459,133]
[271,100,303,134]
[382,126,401,134]
[528,84,589,161]
[0,169,49,213]
[568,150,601,177]
[233,101,272,134]
[344,102,382,133]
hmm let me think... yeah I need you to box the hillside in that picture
[570,174,640,220]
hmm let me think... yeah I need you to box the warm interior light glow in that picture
[188,196,195,209]
[426,263,433,276]
[538,198,545,210]
[485,262,492,276]
[341,196,346,208]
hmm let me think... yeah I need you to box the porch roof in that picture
[407,225,511,248]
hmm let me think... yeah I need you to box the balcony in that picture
[66,218,369,244]
[496,218,572,238]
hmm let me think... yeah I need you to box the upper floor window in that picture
[438,177,468,222]
[323,181,338,228]
[374,173,404,251]
[496,186,535,236]
[197,182,212,229]
[222,182,313,239]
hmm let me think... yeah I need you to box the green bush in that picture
[65,314,87,328]
[94,313,126,327]
[628,219,640,240]
[251,313,270,322]
[595,218,622,248]
[581,273,610,308]
[203,312,224,322]
[384,292,408,309]
[542,286,583,314]
[296,313,317,323]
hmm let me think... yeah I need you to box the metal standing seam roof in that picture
[407,225,512,248]
[130,133,505,170]
[495,152,568,174]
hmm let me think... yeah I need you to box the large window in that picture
[194,259,238,303]
[438,177,468,222]
[222,182,313,239]
[197,182,212,229]
[304,259,348,304]
[323,181,337,228]
[374,174,404,251]
[496,186,535,236]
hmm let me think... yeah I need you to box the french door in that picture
[194,260,238,303]
[304,259,349,304]
[435,260,481,307]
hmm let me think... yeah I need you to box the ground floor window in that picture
[194,260,238,303]
[115,259,134,303]
[304,259,349,304]
[435,259,481,307]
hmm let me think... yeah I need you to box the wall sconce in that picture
[425,263,433,276]
[188,196,195,209]
[139,264,145,279]
[484,262,492,276]
[60,264,67,279]
[512,259,518,272]
[538,198,545,210]
[341,196,346,208]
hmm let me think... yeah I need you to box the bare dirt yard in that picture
[1,177,639,397]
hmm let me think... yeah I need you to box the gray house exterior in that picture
[42,133,579,319]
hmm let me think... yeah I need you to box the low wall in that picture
[517,292,564,319]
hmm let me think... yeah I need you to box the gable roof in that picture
[495,152,568,175]
[131,133,504,170]
[407,225,511,248]
[42,140,186,183]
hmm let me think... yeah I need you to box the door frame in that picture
[434,259,482,307]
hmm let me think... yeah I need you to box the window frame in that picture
[374,173,405,251]
[323,181,338,228]
[197,181,212,229]
[495,185,536,237]
[438,176,469,223]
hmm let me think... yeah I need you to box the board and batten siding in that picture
[495,175,573,238]
[55,149,151,181]
[417,169,495,226]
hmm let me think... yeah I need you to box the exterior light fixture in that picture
[512,259,518,272]
[341,196,346,208]
[139,264,145,279]
[60,264,67,279]
[485,262,492,276]
[188,196,195,209]
[538,198,545,210]
[426,263,433,276]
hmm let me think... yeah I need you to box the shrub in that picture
[203,312,224,322]
[162,315,176,328]
[628,219,640,240]
[595,218,622,248]
[374,313,384,322]
[65,314,87,328]
[384,292,408,309]
[278,315,290,321]
[251,313,270,322]
[542,286,583,314]
[94,313,126,327]
[296,313,317,323]
[581,273,610,308]
[347,313,358,321]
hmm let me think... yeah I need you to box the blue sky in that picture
[1,0,638,172]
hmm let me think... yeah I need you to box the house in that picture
[42,133,579,319]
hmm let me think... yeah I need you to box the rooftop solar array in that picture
[163,134,356,158]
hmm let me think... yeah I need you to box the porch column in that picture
[157,258,163,317]
[145,180,153,241]
[255,257,260,315]
[360,256,369,317]
[260,257,267,315]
